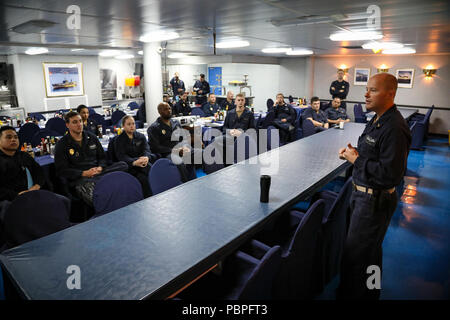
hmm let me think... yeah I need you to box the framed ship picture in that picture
[354,67,370,86]
[396,68,415,88]
[43,62,84,97]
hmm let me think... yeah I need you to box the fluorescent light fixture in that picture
[99,50,119,57]
[382,48,416,54]
[140,31,179,43]
[168,53,187,59]
[216,40,250,48]
[115,54,134,59]
[138,50,143,55]
[261,48,290,53]
[362,42,403,50]
[71,48,85,52]
[286,48,313,55]
[330,31,383,41]
[25,47,48,55]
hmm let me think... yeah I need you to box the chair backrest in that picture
[260,111,275,129]
[128,101,140,110]
[354,103,367,123]
[275,199,325,298]
[111,110,126,126]
[18,122,40,146]
[31,129,61,147]
[234,133,257,163]
[29,112,46,121]
[92,171,143,217]
[320,101,330,111]
[301,118,316,138]
[203,138,225,174]
[324,178,353,222]
[237,245,282,299]
[2,190,71,251]
[149,158,182,195]
[191,107,205,117]
[87,107,96,116]
[107,135,119,163]
[45,117,67,135]
[266,98,274,112]
[424,105,434,123]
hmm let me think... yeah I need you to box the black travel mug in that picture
[260,175,271,203]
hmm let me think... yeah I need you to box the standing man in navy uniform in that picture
[169,72,185,99]
[337,73,411,300]
[330,69,349,110]
[193,73,210,106]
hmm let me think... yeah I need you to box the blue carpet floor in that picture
[317,136,450,299]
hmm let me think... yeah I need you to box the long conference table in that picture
[0,123,365,300]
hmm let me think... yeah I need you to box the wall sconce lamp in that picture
[338,65,349,73]
[377,64,389,73]
[423,65,437,78]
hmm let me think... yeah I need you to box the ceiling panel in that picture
[0,0,448,57]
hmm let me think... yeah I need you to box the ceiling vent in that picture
[11,20,57,34]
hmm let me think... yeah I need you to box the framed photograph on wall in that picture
[43,62,84,97]
[396,68,415,88]
[354,68,370,85]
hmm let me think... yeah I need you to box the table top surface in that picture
[0,123,365,300]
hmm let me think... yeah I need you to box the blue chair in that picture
[266,98,274,112]
[1,190,72,252]
[110,110,126,127]
[294,108,303,140]
[88,107,96,116]
[354,103,367,123]
[89,113,106,134]
[106,135,119,163]
[149,158,183,195]
[259,111,275,129]
[128,101,140,110]
[257,199,325,299]
[302,118,316,138]
[45,117,67,135]
[31,129,60,147]
[410,106,434,150]
[178,240,282,300]
[264,125,280,151]
[17,122,40,147]
[191,107,205,117]
[234,134,257,163]
[92,172,143,218]
[29,112,46,121]
[320,101,330,111]
[203,139,225,174]
[295,178,353,291]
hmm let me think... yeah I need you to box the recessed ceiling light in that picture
[140,31,179,43]
[382,48,416,54]
[261,48,290,53]
[99,50,119,57]
[115,54,134,59]
[25,47,48,55]
[330,31,383,41]
[216,40,250,48]
[286,48,313,55]
[168,53,187,59]
[71,48,85,52]
[362,42,403,50]
[138,50,143,55]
